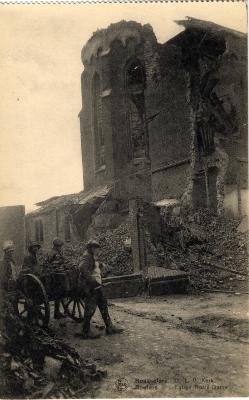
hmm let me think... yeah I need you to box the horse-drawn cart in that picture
[14,266,85,328]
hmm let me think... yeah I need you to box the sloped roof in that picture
[27,185,112,217]
[175,16,246,38]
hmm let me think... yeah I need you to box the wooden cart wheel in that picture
[15,274,50,328]
[62,295,84,322]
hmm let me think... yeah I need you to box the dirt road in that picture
[52,293,249,397]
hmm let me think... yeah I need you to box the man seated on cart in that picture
[77,239,123,339]
[22,241,41,276]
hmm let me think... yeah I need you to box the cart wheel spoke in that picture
[66,299,73,308]
[72,300,76,316]
[79,299,85,309]
[14,274,50,328]
[65,296,84,322]
[77,301,82,319]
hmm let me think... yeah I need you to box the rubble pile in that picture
[95,221,133,276]
[159,209,248,291]
[0,303,106,399]
[38,248,83,273]
[38,221,134,277]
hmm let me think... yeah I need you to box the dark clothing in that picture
[22,253,41,275]
[0,257,17,294]
[82,287,112,334]
[0,257,17,330]
[79,250,112,334]
[47,248,65,265]
[0,257,13,293]
[78,250,101,296]
[47,247,65,318]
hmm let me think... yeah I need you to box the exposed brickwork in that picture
[79,21,247,214]
[26,20,247,275]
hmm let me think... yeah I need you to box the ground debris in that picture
[0,305,106,399]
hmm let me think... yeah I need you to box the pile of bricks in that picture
[159,209,248,291]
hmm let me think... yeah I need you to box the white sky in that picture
[0,2,247,212]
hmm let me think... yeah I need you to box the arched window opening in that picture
[35,219,44,243]
[125,59,147,159]
[126,60,145,88]
[92,73,105,169]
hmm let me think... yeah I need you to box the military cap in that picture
[3,240,15,251]
[28,241,41,251]
[86,240,100,250]
[53,237,64,247]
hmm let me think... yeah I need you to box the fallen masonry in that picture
[0,302,106,399]
[157,209,248,292]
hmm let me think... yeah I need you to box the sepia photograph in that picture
[0,1,248,398]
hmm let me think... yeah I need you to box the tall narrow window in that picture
[35,219,44,243]
[92,73,105,169]
[125,59,147,159]
[64,215,71,242]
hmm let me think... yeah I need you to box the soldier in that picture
[47,238,66,319]
[0,240,18,331]
[22,241,41,275]
[77,240,123,339]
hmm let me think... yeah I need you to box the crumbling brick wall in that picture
[80,21,247,216]
[147,38,193,203]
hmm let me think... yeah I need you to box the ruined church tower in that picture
[79,21,160,202]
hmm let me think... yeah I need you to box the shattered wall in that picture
[147,26,247,215]
[148,38,193,202]
[80,21,247,215]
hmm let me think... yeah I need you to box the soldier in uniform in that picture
[0,240,18,331]
[22,241,41,275]
[47,238,66,319]
[77,240,123,339]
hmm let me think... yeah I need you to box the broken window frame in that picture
[92,72,105,170]
[124,58,148,160]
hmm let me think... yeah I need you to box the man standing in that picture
[0,241,17,331]
[78,240,123,339]
[22,241,41,275]
[47,238,66,319]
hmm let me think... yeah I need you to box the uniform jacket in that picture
[22,253,41,275]
[0,257,13,292]
[78,250,101,295]
[47,248,65,265]
[0,257,17,307]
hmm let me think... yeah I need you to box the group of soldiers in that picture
[0,238,123,339]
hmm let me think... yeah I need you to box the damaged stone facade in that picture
[26,187,111,251]
[26,18,247,278]
[80,18,247,216]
